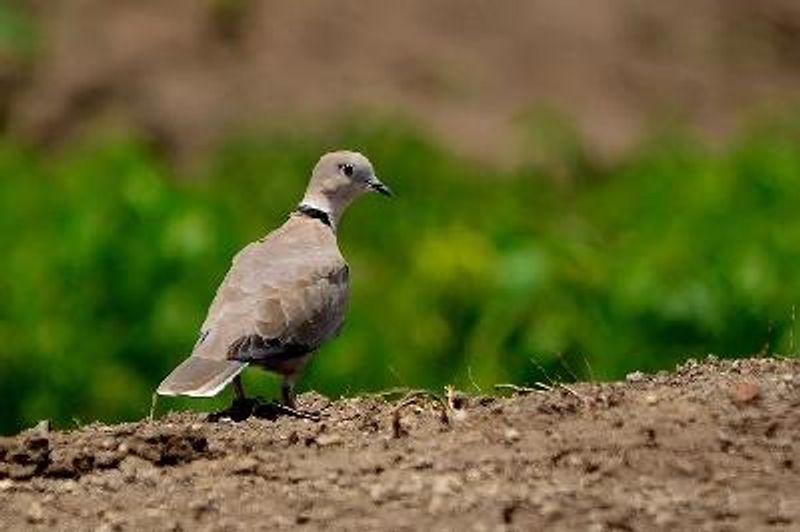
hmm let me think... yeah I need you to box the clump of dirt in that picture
[1,357,799,530]
[0,422,211,480]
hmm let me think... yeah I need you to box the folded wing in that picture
[156,217,349,397]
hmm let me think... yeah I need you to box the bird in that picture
[156,150,392,414]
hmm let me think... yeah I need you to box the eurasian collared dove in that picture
[156,150,392,410]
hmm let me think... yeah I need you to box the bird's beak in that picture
[369,178,393,197]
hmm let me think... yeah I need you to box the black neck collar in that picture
[296,204,332,228]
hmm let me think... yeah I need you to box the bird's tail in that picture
[156,357,247,398]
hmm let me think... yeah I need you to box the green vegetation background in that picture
[1,115,800,433]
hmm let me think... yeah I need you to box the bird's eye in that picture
[338,163,354,177]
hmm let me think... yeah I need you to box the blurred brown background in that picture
[4,0,800,163]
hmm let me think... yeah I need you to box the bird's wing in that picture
[157,216,349,397]
[199,216,349,357]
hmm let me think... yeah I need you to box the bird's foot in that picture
[207,397,320,422]
[207,397,259,422]
[253,400,321,422]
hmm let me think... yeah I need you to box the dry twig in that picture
[494,383,540,394]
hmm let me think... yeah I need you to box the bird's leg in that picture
[252,375,319,421]
[208,375,254,422]
[281,376,296,409]
[233,375,247,401]
[230,374,258,416]
[207,366,319,421]
[231,374,253,411]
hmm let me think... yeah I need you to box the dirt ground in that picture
[1,357,798,531]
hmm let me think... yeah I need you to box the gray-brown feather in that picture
[191,215,349,376]
[157,149,387,400]
[156,356,246,397]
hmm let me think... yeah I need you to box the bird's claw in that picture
[207,397,258,422]
[253,401,321,421]
[207,397,321,422]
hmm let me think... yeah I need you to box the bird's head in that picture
[301,151,392,227]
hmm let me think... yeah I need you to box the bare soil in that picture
[1,357,799,531]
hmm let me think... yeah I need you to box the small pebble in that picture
[231,457,259,474]
[733,382,760,404]
[540,501,562,520]
[626,371,645,383]
[315,433,342,447]
[451,409,468,422]
[504,428,521,442]
[26,501,45,524]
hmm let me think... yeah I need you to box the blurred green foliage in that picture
[1,117,800,434]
